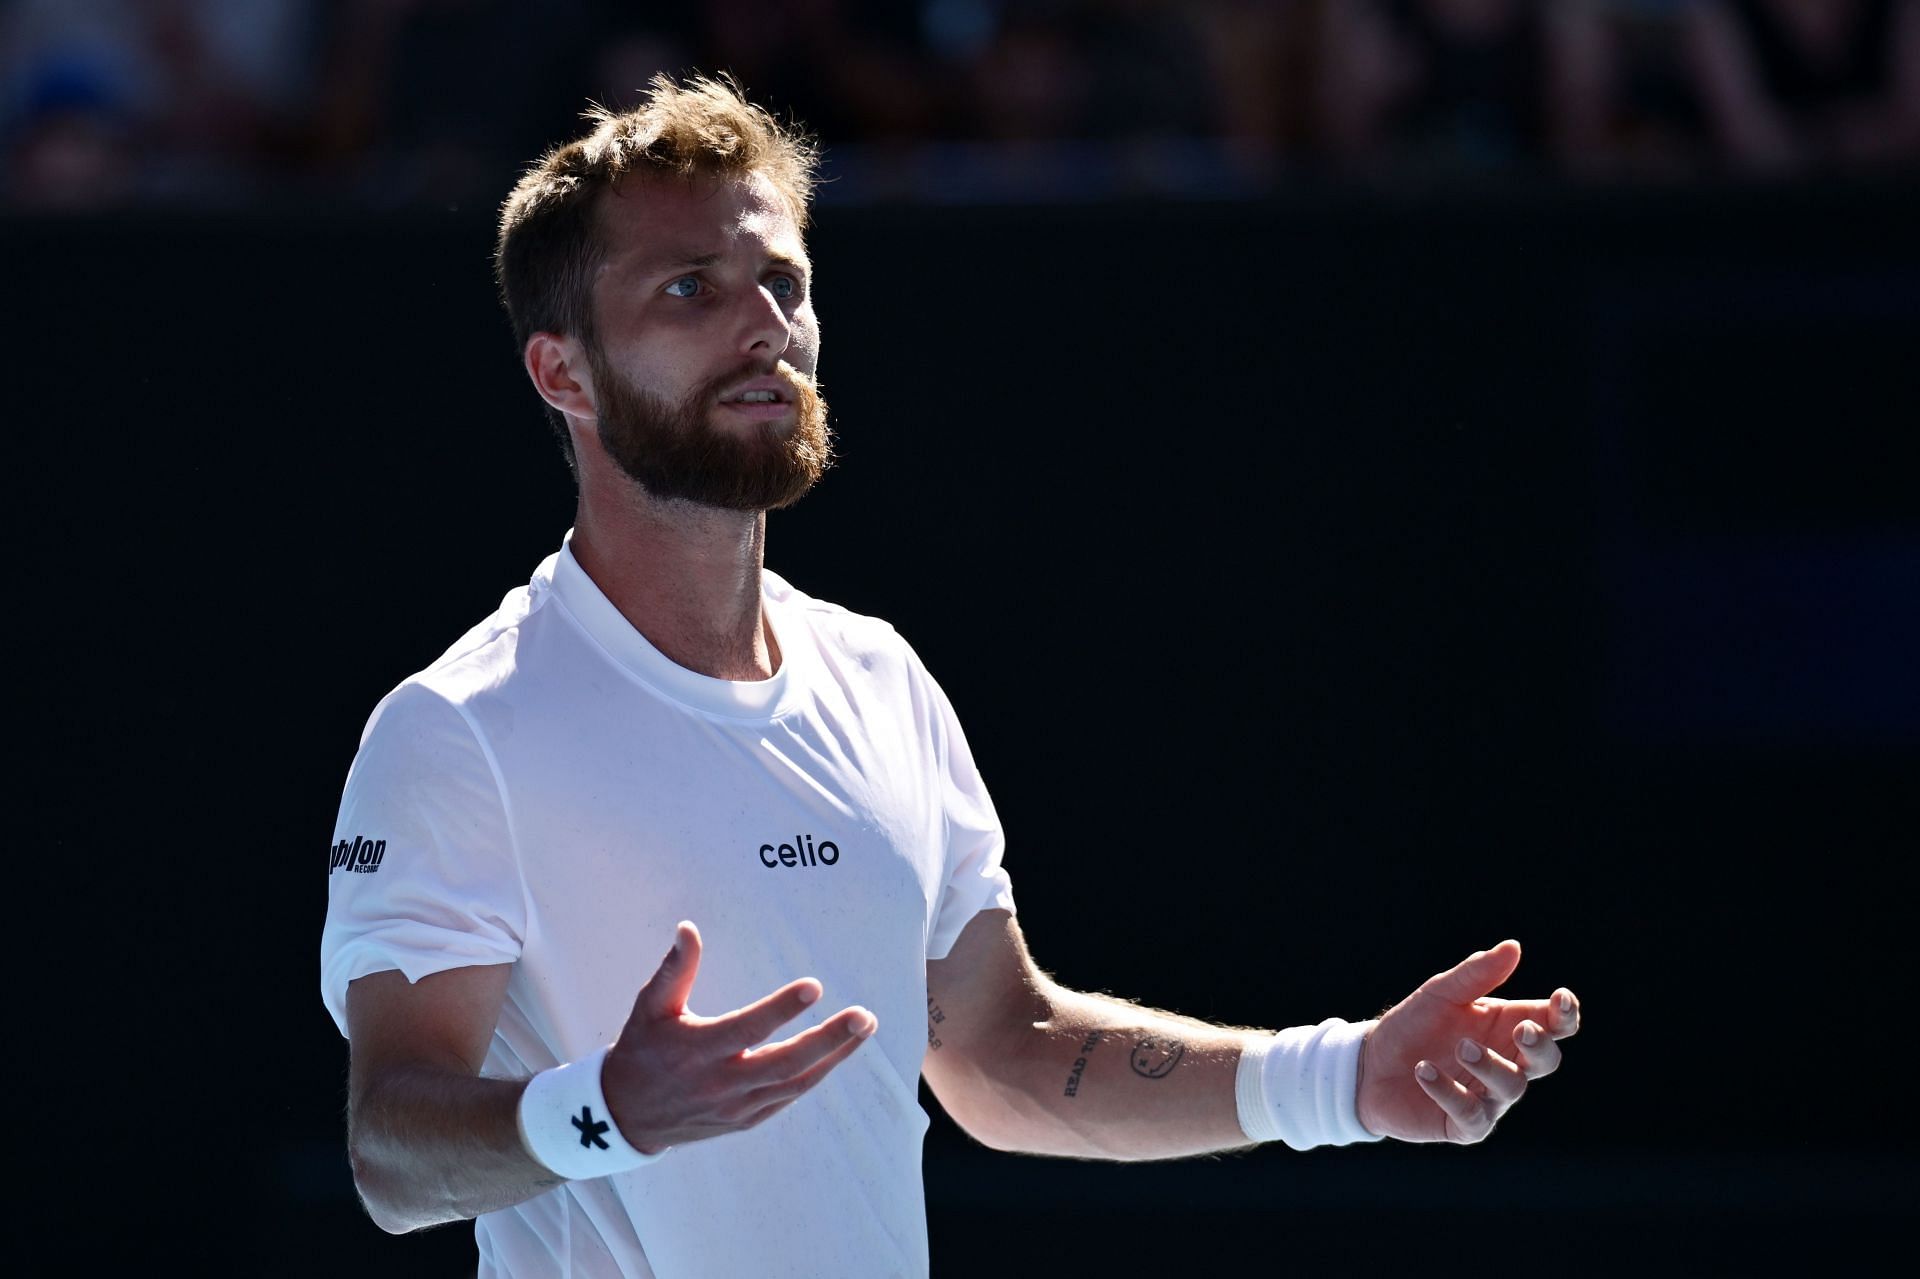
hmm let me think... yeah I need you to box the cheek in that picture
[789,307,822,369]
[607,350,696,406]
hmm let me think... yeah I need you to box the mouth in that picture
[716,376,797,421]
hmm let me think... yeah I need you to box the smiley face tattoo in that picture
[1129,1035,1186,1079]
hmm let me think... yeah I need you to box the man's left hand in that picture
[1355,940,1580,1144]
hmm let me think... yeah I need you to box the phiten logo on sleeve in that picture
[329,835,387,875]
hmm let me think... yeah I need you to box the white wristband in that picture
[1235,1018,1383,1151]
[517,1046,664,1180]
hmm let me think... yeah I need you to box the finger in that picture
[1547,988,1582,1040]
[1512,1019,1564,1079]
[738,1006,877,1084]
[1414,1060,1495,1142]
[632,921,702,1022]
[706,977,825,1051]
[1455,1037,1526,1106]
[738,1019,872,1110]
[734,1093,801,1131]
[1419,939,1522,1006]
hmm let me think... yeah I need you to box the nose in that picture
[738,283,791,359]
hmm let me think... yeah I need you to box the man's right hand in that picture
[601,921,878,1154]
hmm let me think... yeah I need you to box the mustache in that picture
[701,359,822,402]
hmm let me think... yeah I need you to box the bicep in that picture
[922,910,1050,1098]
[346,963,513,1102]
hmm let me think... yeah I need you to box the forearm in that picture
[927,915,1578,1158]
[936,986,1258,1161]
[348,1066,560,1233]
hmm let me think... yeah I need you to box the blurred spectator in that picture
[4,0,1917,211]
[707,0,951,141]
[1582,0,1716,179]
[698,0,854,135]
[587,24,700,121]
[1078,0,1221,141]
[1311,0,1611,176]
[578,0,701,116]
[308,0,589,206]
[967,4,1094,141]
[3,42,138,211]
[1193,0,1308,175]
[2,0,318,208]
[1683,0,1920,175]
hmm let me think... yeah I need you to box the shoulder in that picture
[374,563,567,718]
[764,568,918,669]
[351,562,568,762]
[763,569,968,732]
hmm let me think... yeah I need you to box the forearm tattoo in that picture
[1129,1034,1186,1079]
[1063,1031,1103,1098]
[927,997,947,1051]
[1064,1029,1188,1097]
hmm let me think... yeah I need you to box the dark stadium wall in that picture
[10,183,1914,1272]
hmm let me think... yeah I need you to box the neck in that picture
[569,478,780,683]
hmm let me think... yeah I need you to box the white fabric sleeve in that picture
[917,660,1016,960]
[319,681,526,1034]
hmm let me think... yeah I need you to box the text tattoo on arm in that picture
[1063,1032,1103,1097]
[927,997,946,1051]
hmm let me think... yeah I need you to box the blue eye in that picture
[665,276,700,298]
[767,275,796,300]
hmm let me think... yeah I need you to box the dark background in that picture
[12,2,1920,1270]
[12,174,1915,1273]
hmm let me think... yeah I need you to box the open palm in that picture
[1356,940,1581,1143]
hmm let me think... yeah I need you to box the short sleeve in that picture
[319,681,526,1035]
[920,665,1016,960]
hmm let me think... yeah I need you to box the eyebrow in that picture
[637,248,811,276]
[656,250,721,270]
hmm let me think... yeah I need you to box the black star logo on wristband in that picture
[572,1105,611,1150]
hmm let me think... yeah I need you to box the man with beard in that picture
[321,75,1582,1278]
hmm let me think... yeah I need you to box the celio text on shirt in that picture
[759,834,840,868]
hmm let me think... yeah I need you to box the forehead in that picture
[595,170,806,276]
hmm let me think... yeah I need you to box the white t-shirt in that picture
[320,539,1015,1278]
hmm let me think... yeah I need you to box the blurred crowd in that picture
[4,0,1916,211]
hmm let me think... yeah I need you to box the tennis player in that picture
[321,74,1580,1278]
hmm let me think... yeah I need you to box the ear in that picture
[524,332,596,421]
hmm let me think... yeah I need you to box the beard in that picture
[589,347,833,512]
